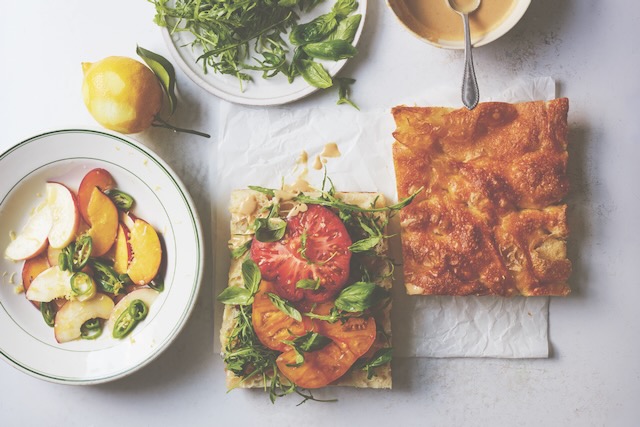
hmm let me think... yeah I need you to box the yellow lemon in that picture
[82,57,163,134]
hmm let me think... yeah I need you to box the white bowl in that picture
[387,0,531,49]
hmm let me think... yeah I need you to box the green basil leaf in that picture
[334,282,379,312]
[332,0,358,17]
[291,331,331,352]
[242,259,261,294]
[348,235,382,253]
[248,185,276,197]
[217,286,253,305]
[356,348,392,379]
[296,278,321,290]
[267,292,302,322]
[299,60,333,89]
[136,45,178,115]
[230,240,252,260]
[329,14,362,43]
[302,40,358,61]
[254,217,287,242]
[290,13,338,45]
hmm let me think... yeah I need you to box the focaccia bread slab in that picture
[392,99,571,296]
[221,189,392,389]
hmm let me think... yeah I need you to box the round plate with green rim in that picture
[0,129,204,384]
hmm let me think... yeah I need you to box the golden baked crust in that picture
[392,99,571,296]
[221,190,392,389]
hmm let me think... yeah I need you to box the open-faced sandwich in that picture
[218,179,417,401]
[392,98,572,296]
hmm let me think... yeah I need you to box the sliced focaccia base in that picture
[392,99,571,296]
[221,189,392,390]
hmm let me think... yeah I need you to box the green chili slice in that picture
[105,189,135,211]
[148,279,164,292]
[91,259,124,295]
[72,235,92,271]
[58,243,74,272]
[70,271,96,301]
[80,318,103,340]
[112,299,148,339]
[40,302,56,327]
[129,299,148,321]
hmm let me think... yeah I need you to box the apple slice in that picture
[105,288,159,335]
[127,219,162,286]
[21,252,50,308]
[78,168,115,224]
[46,182,79,249]
[25,265,73,302]
[5,203,52,261]
[113,223,132,275]
[86,187,119,256]
[54,293,114,343]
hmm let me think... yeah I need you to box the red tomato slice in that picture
[250,204,352,303]
[252,281,312,352]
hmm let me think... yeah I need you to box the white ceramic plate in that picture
[162,1,367,106]
[0,129,204,384]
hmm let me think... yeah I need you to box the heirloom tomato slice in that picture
[250,204,352,303]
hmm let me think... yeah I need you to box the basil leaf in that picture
[254,217,287,242]
[230,240,252,260]
[217,287,253,305]
[336,77,359,110]
[302,40,358,61]
[332,0,358,17]
[296,278,321,290]
[241,259,261,294]
[248,185,276,198]
[267,292,303,322]
[334,282,379,312]
[291,331,331,352]
[136,45,178,115]
[348,235,382,253]
[299,60,333,89]
[329,14,362,43]
[290,14,338,45]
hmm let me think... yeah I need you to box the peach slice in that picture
[21,252,50,308]
[47,245,61,267]
[78,168,115,224]
[25,265,73,302]
[54,293,114,343]
[127,219,162,286]
[86,187,119,257]
[46,182,79,249]
[113,223,132,275]
[5,203,52,261]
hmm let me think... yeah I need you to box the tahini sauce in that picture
[397,0,516,43]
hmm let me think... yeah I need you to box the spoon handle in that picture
[461,13,479,109]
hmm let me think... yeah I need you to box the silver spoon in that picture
[447,0,481,110]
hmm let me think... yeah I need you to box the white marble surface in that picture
[0,0,638,426]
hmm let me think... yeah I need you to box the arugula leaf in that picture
[349,235,382,253]
[136,45,178,115]
[267,292,303,322]
[248,185,276,198]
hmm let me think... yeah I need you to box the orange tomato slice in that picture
[252,281,311,352]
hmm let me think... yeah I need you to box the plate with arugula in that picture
[153,0,366,106]
[0,129,204,384]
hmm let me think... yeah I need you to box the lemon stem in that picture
[152,116,210,138]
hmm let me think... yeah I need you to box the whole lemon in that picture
[82,56,163,134]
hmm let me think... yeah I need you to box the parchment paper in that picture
[212,77,556,358]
